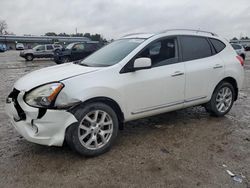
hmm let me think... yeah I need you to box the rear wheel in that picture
[205,82,235,117]
[25,54,33,61]
[66,102,119,157]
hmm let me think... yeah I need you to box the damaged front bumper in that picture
[5,89,78,146]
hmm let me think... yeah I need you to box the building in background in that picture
[0,35,91,50]
[230,38,250,47]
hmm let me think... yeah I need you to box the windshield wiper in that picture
[77,61,91,67]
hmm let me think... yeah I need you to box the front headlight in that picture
[25,82,64,108]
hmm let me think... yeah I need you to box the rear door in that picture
[179,35,225,107]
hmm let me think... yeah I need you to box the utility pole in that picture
[75,27,77,35]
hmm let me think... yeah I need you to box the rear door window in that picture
[46,45,53,50]
[180,36,212,61]
[54,44,61,48]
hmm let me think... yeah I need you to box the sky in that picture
[0,0,250,40]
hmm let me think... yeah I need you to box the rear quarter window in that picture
[209,38,226,53]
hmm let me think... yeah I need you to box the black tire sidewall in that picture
[210,82,235,117]
[62,57,70,63]
[26,54,33,61]
[66,102,119,157]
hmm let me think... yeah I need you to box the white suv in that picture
[6,29,245,156]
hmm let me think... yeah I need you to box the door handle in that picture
[213,64,223,69]
[171,71,184,77]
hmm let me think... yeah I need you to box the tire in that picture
[25,54,33,61]
[54,60,62,64]
[66,102,119,157]
[240,54,245,61]
[62,56,70,63]
[54,49,60,54]
[205,82,235,117]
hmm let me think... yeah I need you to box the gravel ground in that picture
[0,51,249,188]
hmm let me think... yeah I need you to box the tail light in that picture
[236,55,244,66]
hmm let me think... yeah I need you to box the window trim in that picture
[120,35,181,74]
[208,38,226,54]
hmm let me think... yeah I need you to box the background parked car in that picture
[244,45,250,51]
[0,43,7,52]
[231,43,246,60]
[54,42,102,64]
[20,44,63,61]
[16,43,24,50]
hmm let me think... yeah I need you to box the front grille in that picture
[7,88,26,121]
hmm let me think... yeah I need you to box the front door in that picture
[34,45,45,58]
[71,43,85,61]
[121,37,185,120]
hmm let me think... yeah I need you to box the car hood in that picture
[21,49,33,53]
[14,63,101,91]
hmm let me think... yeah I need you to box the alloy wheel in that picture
[215,87,233,113]
[78,110,113,150]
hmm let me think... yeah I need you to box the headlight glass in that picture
[25,82,64,108]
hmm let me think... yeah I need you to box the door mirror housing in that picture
[133,57,152,70]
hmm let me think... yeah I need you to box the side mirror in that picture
[133,57,152,70]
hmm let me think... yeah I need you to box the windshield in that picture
[66,43,75,49]
[33,45,41,50]
[80,38,145,67]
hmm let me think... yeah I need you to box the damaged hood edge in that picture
[14,63,101,91]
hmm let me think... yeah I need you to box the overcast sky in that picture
[1,0,250,40]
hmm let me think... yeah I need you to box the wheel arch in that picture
[25,53,34,57]
[69,96,124,130]
[215,77,238,101]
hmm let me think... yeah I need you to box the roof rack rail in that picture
[158,29,218,36]
[122,32,147,37]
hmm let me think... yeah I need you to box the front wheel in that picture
[25,54,33,61]
[205,82,235,117]
[62,56,70,63]
[66,102,119,157]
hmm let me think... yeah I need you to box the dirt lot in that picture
[0,51,249,188]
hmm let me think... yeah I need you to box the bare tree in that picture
[0,20,8,35]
